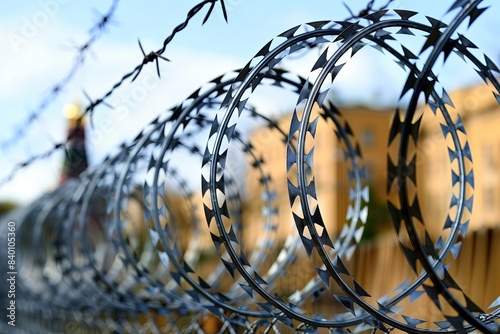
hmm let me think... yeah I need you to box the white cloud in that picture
[0,22,83,98]
[0,29,244,203]
[0,156,62,204]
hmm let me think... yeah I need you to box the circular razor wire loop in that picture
[77,146,198,312]
[203,17,476,330]
[73,164,147,310]
[64,172,134,312]
[292,8,500,333]
[147,69,311,322]
[72,155,196,332]
[108,116,255,317]
[60,176,127,311]
[76,158,152,308]
[22,182,82,307]
[393,1,500,332]
[14,198,49,302]
[211,13,500,332]
[111,143,207,309]
[406,6,500,333]
[31,184,82,307]
[14,193,58,310]
[148,81,260,318]
[368,26,498,324]
[290,27,438,333]
[202,22,390,328]
[234,19,466,329]
[292,19,471,334]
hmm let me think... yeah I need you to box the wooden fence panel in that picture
[350,226,499,329]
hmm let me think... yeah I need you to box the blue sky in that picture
[0,0,499,203]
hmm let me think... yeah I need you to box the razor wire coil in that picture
[1,1,500,333]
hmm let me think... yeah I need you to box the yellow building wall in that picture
[418,83,500,233]
[246,105,395,246]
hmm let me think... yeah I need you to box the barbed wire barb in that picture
[203,0,228,24]
[90,0,120,34]
[82,90,113,128]
[0,0,230,187]
[134,39,170,81]
[0,0,121,151]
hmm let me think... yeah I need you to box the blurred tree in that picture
[361,187,392,242]
[0,201,17,216]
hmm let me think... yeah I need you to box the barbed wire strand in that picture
[0,0,395,188]
[0,0,228,187]
[0,0,120,151]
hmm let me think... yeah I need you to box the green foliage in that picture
[361,187,391,242]
[0,201,17,216]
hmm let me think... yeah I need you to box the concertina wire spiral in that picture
[1,1,499,333]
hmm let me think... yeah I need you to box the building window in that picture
[362,128,375,147]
